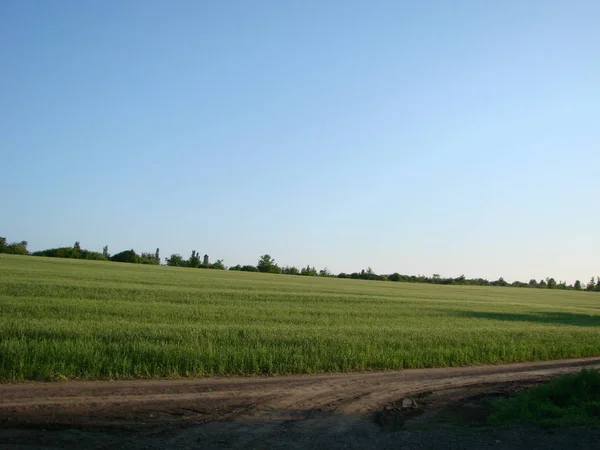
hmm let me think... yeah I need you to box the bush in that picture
[140,252,159,265]
[110,249,141,264]
[300,266,318,276]
[209,260,225,270]
[166,254,186,267]
[32,247,107,260]
[229,265,259,272]
[490,369,600,426]
[0,239,28,255]
[79,250,108,260]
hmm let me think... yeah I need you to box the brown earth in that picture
[1,357,600,449]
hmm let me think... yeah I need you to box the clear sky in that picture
[1,1,598,283]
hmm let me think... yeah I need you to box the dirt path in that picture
[2,357,600,449]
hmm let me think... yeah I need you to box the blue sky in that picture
[1,1,598,282]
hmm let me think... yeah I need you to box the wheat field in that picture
[1,255,599,381]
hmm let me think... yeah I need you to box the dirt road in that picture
[2,357,600,449]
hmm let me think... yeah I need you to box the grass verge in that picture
[490,369,600,426]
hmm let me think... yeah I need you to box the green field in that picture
[1,255,599,381]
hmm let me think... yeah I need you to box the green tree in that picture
[319,267,331,277]
[2,240,28,255]
[528,279,538,287]
[257,254,280,273]
[300,265,318,276]
[283,266,300,275]
[574,280,582,290]
[166,254,186,266]
[547,277,557,289]
[155,248,160,265]
[102,245,109,258]
[110,249,140,263]
[33,245,106,260]
[188,250,201,268]
[586,277,596,291]
[209,259,225,270]
[388,272,401,282]
[140,252,159,264]
[0,237,7,252]
[74,241,81,251]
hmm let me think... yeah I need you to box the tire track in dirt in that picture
[1,356,599,428]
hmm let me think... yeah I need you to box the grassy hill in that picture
[1,255,599,381]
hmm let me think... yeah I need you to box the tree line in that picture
[2,236,599,292]
[0,238,160,265]
[236,254,600,292]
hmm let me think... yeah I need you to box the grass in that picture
[490,369,600,426]
[1,254,599,381]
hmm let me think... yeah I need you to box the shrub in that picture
[490,369,600,426]
[110,249,141,264]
